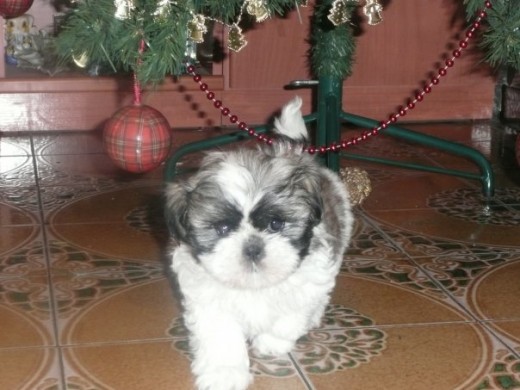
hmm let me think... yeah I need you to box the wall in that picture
[222,0,496,124]
[0,0,497,132]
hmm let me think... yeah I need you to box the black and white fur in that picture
[165,97,353,390]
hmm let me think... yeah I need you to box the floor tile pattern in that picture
[1,122,520,389]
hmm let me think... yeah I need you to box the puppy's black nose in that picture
[243,236,265,264]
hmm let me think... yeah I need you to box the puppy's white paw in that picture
[253,333,294,357]
[196,366,253,390]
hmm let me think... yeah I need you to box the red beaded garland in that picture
[185,1,490,154]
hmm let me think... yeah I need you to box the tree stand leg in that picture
[164,75,494,198]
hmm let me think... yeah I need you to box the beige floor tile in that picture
[331,273,470,326]
[467,259,520,321]
[0,275,55,347]
[59,277,179,345]
[63,341,195,390]
[0,347,62,390]
[485,321,520,350]
[48,185,164,224]
[303,323,495,390]
[369,209,520,247]
[0,225,39,255]
[361,173,474,212]
[49,222,166,262]
[0,301,53,348]
[0,201,38,227]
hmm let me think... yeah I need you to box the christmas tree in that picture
[55,0,360,85]
[464,0,520,72]
[55,0,517,86]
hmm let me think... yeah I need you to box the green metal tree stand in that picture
[164,74,495,198]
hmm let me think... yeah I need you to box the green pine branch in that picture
[56,0,311,85]
[310,0,356,79]
[464,0,520,71]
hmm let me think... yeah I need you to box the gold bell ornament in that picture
[188,14,207,43]
[340,167,372,206]
[246,0,270,22]
[363,0,383,25]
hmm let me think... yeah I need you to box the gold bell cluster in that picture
[187,14,207,43]
[186,0,309,53]
[185,0,383,55]
[328,0,384,27]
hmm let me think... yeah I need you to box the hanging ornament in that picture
[72,51,89,68]
[228,24,247,52]
[104,105,172,173]
[154,0,169,17]
[187,14,207,43]
[246,0,270,23]
[327,0,351,26]
[339,167,372,205]
[0,0,33,18]
[363,0,383,26]
[113,0,134,20]
[103,39,172,173]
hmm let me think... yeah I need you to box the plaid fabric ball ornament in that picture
[0,0,33,18]
[104,105,172,173]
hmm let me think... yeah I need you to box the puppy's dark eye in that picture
[214,222,231,236]
[269,218,285,232]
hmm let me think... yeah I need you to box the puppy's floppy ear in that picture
[164,182,189,241]
[290,164,323,226]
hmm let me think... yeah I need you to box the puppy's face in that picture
[166,150,323,289]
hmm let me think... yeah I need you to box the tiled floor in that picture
[1,120,520,390]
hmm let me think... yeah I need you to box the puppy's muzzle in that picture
[243,235,265,264]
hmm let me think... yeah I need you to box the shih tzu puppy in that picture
[165,96,353,390]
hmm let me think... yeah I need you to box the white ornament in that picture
[114,0,135,20]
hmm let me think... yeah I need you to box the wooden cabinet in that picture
[0,1,496,133]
